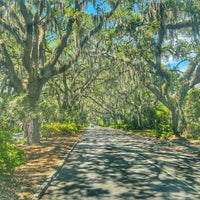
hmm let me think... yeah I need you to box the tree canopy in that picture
[0,0,200,144]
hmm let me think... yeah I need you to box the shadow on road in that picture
[41,128,200,200]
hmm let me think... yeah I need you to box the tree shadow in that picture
[42,129,200,200]
[14,136,79,199]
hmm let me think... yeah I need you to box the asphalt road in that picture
[41,127,200,200]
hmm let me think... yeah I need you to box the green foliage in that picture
[110,120,128,130]
[65,109,88,125]
[184,89,200,138]
[109,116,135,130]
[40,122,80,138]
[0,94,28,132]
[97,119,105,127]
[0,131,25,176]
[155,104,173,139]
[37,96,60,123]
[108,107,156,131]
[126,13,143,33]
[0,0,199,144]
[142,107,157,129]
[185,123,200,140]
[123,114,137,130]
[185,89,200,120]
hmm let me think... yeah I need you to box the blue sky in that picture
[86,2,97,14]
[86,1,111,15]
[167,60,189,71]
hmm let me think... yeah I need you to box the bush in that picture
[185,123,200,139]
[155,104,173,139]
[116,120,128,130]
[97,119,104,127]
[0,94,28,132]
[40,122,80,138]
[0,131,25,176]
[109,120,128,130]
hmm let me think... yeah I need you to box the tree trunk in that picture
[24,76,44,144]
[24,118,40,144]
[171,109,180,137]
[171,106,186,137]
[137,107,143,130]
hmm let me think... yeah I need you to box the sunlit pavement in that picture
[41,127,200,200]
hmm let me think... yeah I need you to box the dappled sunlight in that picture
[42,128,200,200]
[12,135,80,199]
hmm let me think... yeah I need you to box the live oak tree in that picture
[60,0,200,136]
[116,0,200,136]
[85,0,200,136]
[75,3,157,129]
[83,26,155,129]
[0,0,199,141]
[0,0,120,144]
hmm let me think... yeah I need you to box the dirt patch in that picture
[0,134,82,200]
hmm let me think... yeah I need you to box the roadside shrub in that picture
[110,120,128,130]
[184,89,200,139]
[0,131,25,176]
[97,119,104,127]
[185,123,200,139]
[122,114,136,130]
[40,122,80,138]
[155,104,173,139]
[116,120,128,130]
[0,94,28,133]
[109,123,115,129]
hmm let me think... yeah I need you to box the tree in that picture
[0,0,120,144]
[118,0,200,136]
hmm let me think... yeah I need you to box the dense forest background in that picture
[0,0,200,173]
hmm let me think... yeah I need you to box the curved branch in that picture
[0,19,25,47]
[11,11,26,33]
[17,0,33,26]
[50,0,120,77]
[41,17,75,79]
[0,42,23,94]
[166,20,200,30]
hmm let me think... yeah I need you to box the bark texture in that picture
[24,118,40,144]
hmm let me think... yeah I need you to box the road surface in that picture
[41,127,200,200]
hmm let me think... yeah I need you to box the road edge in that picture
[32,129,86,200]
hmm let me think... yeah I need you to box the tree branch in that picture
[0,19,25,47]
[166,20,200,30]
[190,64,200,87]
[0,42,23,94]
[50,0,120,78]
[41,18,75,78]
[17,0,33,26]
